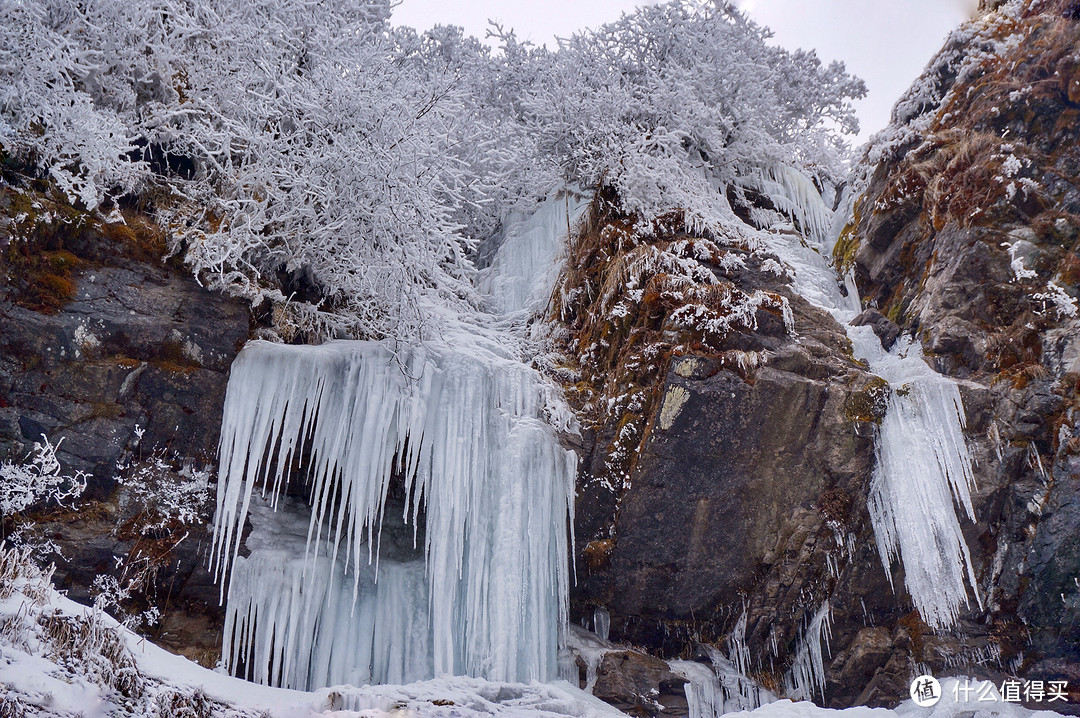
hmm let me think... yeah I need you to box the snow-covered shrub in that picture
[86,448,213,629]
[114,450,211,536]
[38,607,145,698]
[1033,280,1079,319]
[491,2,864,237]
[90,567,162,631]
[0,544,246,717]
[0,544,143,696]
[0,436,86,518]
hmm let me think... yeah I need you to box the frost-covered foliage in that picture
[1,0,863,341]
[115,450,212,535]
[486,3,864,237]
[1032,280,1079,319]
[0,436,86,518]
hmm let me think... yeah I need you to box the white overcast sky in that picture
[392,0,979,144]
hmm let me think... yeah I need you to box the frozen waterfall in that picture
[856,334,982,629]
[212,193,588,690]
[762,190,981,633]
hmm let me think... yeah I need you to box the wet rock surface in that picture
[591,651,690,717]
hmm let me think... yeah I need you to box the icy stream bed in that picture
[764,223,981,631]
[757,194,984,704]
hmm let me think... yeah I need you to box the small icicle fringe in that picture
[212,338,576,690]
[783,601,832,701]
[740,165,834,250]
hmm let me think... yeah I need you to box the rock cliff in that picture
[561,1,1079,713]
[0,180,251,665]
[840,0,1080,703]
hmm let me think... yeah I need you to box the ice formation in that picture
[672,643,778,718]
[761,177,981,645]
[856,334,982,629]
[213,194,586,691]
[671,660,727,718]
[742,165,835,248]
[566,620,775,718]
[592,606,611,642]
[783,602,832,701]
[479,193,590,317]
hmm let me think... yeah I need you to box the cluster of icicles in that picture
[211,196,587,691]
[769,224,981,631]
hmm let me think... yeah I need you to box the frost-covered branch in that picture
[0,436,87,518]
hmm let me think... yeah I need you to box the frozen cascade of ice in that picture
[223,496,433,687]
[479,193,590,317]
[671,660,727,718]
[758,179,981,683]
[857,334,982,629]
[673,644,777,718]
[213,193,588,691]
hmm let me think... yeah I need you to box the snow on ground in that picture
[2,544,1072,717]
[0,546,618,717]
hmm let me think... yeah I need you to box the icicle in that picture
[861,337,982,629]
[592,607,610,642]
[670,643,775,718]
[563,625,613,695]
[669,660,725,718]
[843,267,862,314]
[727,609,752,678]
[761,184,982,634]
[739,165,834,250]
[221,496,433,689]
[214,339,576,689]
[782,601,832,701]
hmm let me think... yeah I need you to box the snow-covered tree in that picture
[1,0,864,341]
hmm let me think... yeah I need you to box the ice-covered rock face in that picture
[566,134,989,708]
[212,195,587,692]
[832,0,1080,695]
